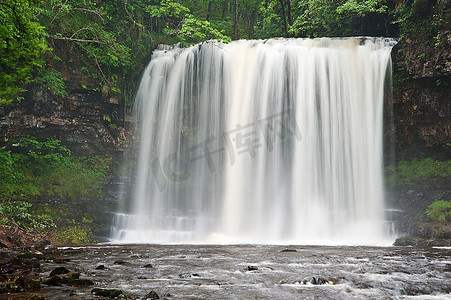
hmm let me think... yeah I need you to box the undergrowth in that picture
[0,136,110,244]
[385,158,451,187]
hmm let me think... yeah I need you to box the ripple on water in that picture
[38,245,451,300]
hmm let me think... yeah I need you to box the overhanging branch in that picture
[49,35,105,44]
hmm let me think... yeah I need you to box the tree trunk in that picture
[248,8,257,38]
[286,0,292,26]
[207,1,213,21]
[234,0,239,40]
[222,0,227,20]
[278,0,288,36]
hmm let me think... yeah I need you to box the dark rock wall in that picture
[389,30,451,161]
[0,88,125,155]
[0,87,125,156]
[387,26,450,240]
[0,40,127,157]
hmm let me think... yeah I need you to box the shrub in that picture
[0,136,109,200]
[0,201,56,232]
[0,136,110,244]
[385,158,451,187]
[426,201,451,222]
[51,226,92,245]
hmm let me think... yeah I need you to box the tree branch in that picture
[69,8,104,21]
[49,35,105,44]
[76,43,111,85]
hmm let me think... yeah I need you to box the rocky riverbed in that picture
[1,244,450,299]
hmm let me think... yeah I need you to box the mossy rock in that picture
[92,288,126,298]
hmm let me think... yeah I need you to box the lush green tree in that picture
[0,0,48,105]
[0,0,438,107]
[147,0,231,44]
[288,0,391,38]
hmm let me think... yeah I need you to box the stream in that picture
[36,244,450,299]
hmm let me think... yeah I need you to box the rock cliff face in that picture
[387,26,450,242]
[0,41,128,157]
[390,30,451,161]
[0,87,125,156]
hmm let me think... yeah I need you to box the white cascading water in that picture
[111,37,397,245]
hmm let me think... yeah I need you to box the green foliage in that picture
[0,137,109,244]
[147,0,230,45]
[288,0,391,38]
[0,150,26,184]
[102,114,111,123]
[426,201,451,222]
[0,0,48,105]
[0,136,109,200]
[147,0,190,20]
[51,225,92,245]
[385,158,451,187]
[254,1,285,38]
[0,0,412,106]
[103,114,118,130]
[0,201,56,232]
[33,67,67,97]
[393,0,448,49]
[336,0,387,17]
[179,16,231,44]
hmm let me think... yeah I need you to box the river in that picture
[36,244,450,299]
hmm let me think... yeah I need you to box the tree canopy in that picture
[0,0,447,105]
[0,0,47,105]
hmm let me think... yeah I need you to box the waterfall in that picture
[111,37,397,245]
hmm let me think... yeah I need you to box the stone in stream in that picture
[26,295,45,300]
[67,279,95,286]
[43,272,80,286]
[92,288,126,298]
[303,276,329,285]
[114,259,129,265]
[179,273,200,278]
[247,266,258,271]
[144,290,159,299]
[142,263,153,268]
[15,275,41,291]
[53,258,71,264]
[0,266,14,274]
[43,275,64,286]
[49,266,69,276]
[95,264,107,270]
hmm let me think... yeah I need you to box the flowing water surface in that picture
[38,244,450,299]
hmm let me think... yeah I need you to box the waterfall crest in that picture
[112,37,397,245]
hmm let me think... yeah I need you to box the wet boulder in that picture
[303,276,329,285]
[178,273,200,278]
[49,266,70,276]
[0,266,14,274]
[15,275,41,291]
[92,288,126,298]
[10,257,40,271]
[96,264,107,270]
[43,275,64,286]
[143,290,159,299]
[53,258,71,264]
[67,278,95,286]
[43,272,80,286]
